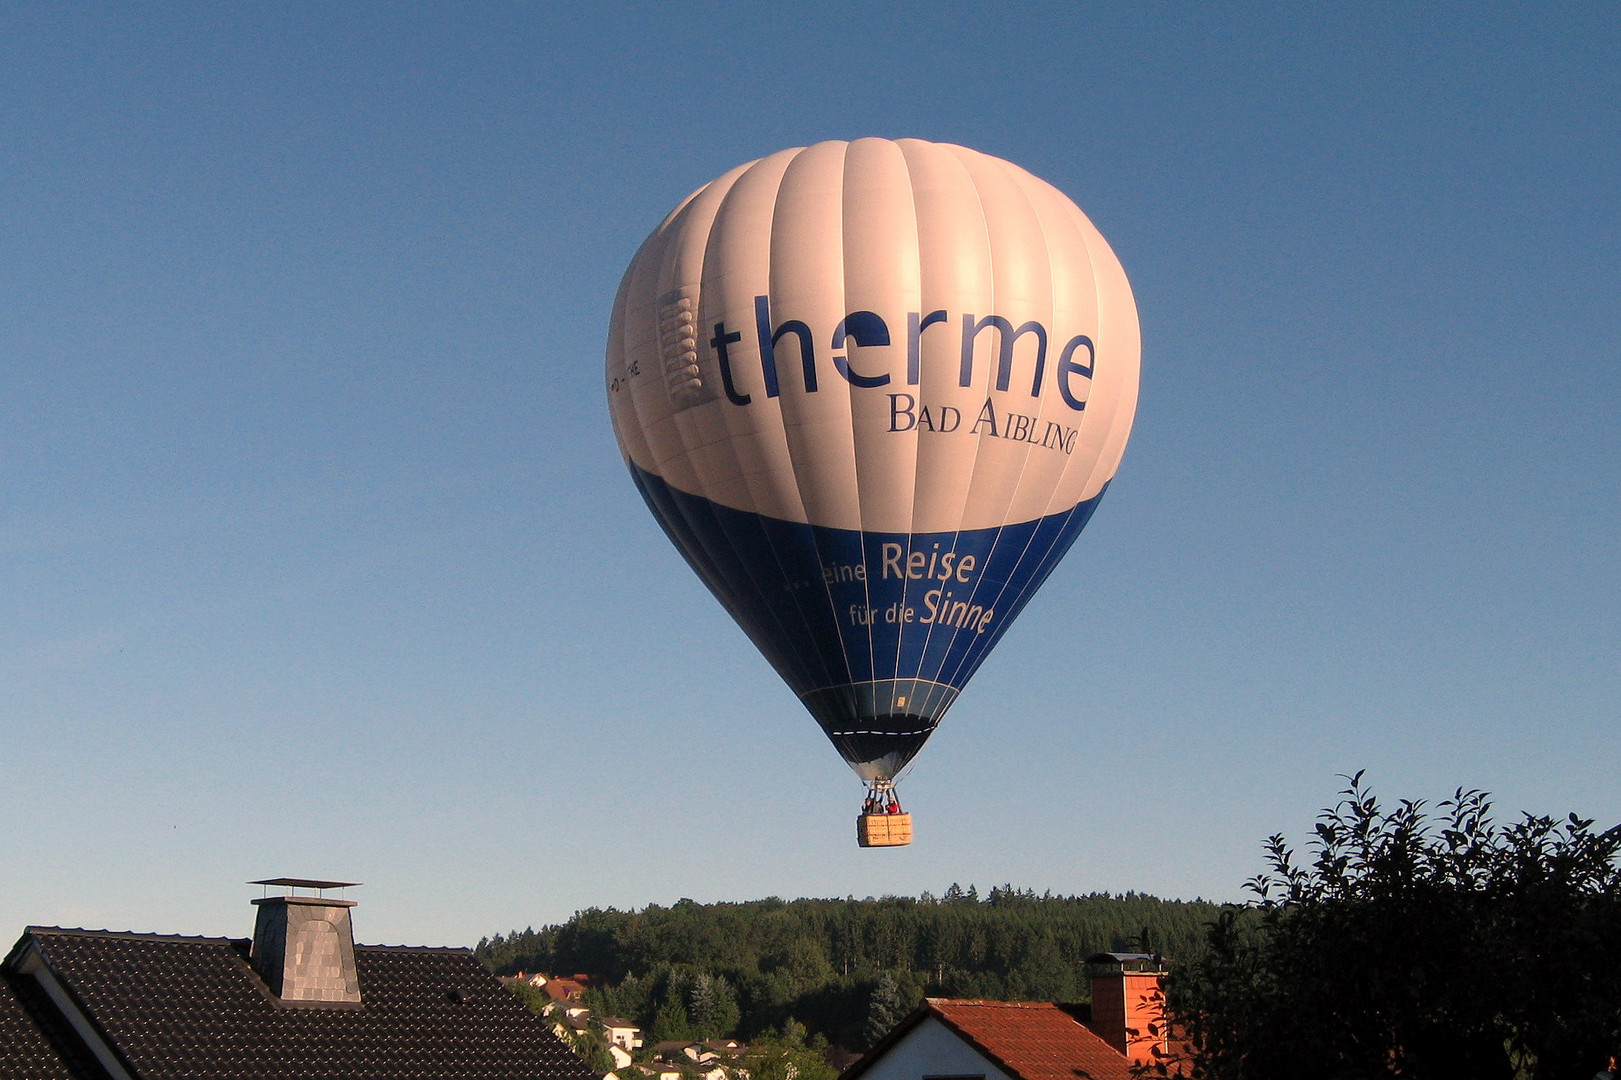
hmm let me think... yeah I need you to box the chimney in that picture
[249,878,363,1005]
[1084,952,1168,1065]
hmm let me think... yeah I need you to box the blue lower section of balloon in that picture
[629,463,1105,779]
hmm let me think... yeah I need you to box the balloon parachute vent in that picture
[857,813,913,848]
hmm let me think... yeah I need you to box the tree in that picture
[476,888,1221,1052]
[1157,774,1621,1079]
[651,973,696,1043]
[863,971,908,1048]
[561,1026,616,1073]
[687,972,740,1037]
[738,1020,839,1080]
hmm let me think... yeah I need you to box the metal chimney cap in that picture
[250,878,362,890]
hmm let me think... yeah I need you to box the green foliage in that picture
[649,969,698,1043]
[564,1026,616,1073]
[477,887,1218,1053]
[688,972,741,1038]
[737,1021,839,1080]
[585,972,650,1033]
[1160,774,1621,1079]
[505,979,550,1015]
[863,971,907,1048]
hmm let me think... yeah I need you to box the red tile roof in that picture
[844,999,1132,1080]
[543,976,588,1002]
[934,1000,1133,1080]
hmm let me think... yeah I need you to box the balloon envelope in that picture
[607,138,1139,782]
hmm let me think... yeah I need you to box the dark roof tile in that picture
[1,969,109,1080]
[15,928,599,1080]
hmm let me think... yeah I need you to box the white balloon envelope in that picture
[606,138,1139,824]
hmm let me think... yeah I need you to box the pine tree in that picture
[687,972,740,1037]
[689,972,720,1035]
[651,973,695,1043]
[863,972,907,1048]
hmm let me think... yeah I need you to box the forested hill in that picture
[476,886,1220,1052]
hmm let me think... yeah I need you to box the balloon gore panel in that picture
[631,462,1104,781]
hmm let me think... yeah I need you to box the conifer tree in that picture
[863,972,907,1048]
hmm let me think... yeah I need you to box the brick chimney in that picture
[1084,952,1168,1065]
[249,878,362,1005]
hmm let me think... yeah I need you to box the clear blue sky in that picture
[3,3,1616,947]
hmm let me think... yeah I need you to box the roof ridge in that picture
[928,997,1072,1008]
[26,930,474,954]
[26,927,239,945]
[354,943,474,954]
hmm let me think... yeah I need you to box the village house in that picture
[544,974,593,1002]
[595,1014,647,1069]
[613,1064,682,1080]
[506,970,550,989]
[645,1037,743,1080]
[0,878,598,1080]
[840,953,1171,1080]
[600,1014,645,1052]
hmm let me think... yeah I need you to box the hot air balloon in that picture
[606,138,1139,846]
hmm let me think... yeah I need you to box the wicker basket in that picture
[857,813,913,847]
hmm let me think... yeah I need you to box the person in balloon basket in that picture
[860,793,902,815]
[1595,1051,1618,1080]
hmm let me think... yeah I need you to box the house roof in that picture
[0,968,107,1080]
[544,976,588,1002]
[842,999,1132,1080]
[621,1066,680,1080]
[5,927,599,1080]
